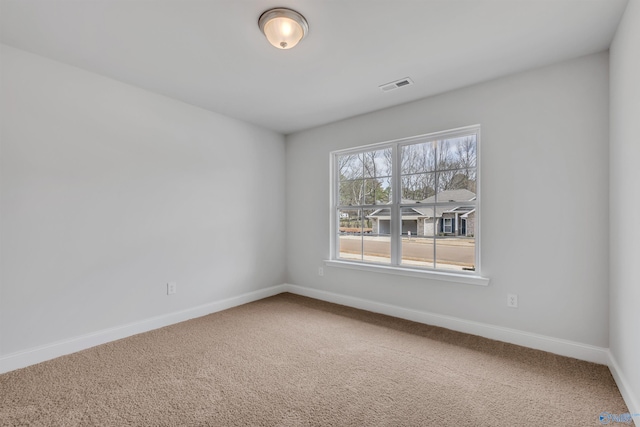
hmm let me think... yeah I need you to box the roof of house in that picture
[367,189,476,219]
[419,189,476,204]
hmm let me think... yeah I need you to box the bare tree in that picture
[340,137,476,206]
[436,137,477,193]
[400,142,436,200]
[454,136,477,170]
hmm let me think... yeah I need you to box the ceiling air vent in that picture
[379,77,414,92]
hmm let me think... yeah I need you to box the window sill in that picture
[324,260,490,286]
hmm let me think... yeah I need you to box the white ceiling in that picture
[0,0,629,134]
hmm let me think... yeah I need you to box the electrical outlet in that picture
[318,267,324,277]
[507,294,518,308]
[167,282,177,295]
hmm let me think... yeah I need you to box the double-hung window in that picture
[331,125,481,277]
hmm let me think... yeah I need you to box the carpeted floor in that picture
[0,293,631,426]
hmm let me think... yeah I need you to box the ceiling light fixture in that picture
[258,8,308,50]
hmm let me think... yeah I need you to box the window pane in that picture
[337,153,363,180]
[436,172,476,202]
[368,208,390,234]
[441,135,477,169]
[363,209,390,264]
[401,142,435,174]
[435,205,476,235]
[339,180,363,206]
[364,177,392,205]
[338,209,362,260]
[444,168,476,193]
[400,207,434,268]
[363,148,392,178]
[435,236,475,272]
[436,138,456,170]
[401,173,435,202]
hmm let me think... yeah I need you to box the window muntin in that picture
[333,126,480,274]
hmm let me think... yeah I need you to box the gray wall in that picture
[610,0,640,413]
[0,45,286,356]
[286,52,610,347]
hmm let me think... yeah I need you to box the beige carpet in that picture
[0,293,630,426]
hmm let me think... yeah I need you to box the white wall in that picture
[286,52,609,348]
[610,0,640,414]
[0,45,286,357]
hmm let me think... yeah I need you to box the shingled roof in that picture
[368,189,476,219]
[419,189,476,203]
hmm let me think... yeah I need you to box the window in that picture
[331,125,480,276]
[443,218,453,234]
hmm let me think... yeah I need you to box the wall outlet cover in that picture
[167,282,177,295]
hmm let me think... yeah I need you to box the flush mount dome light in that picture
[258,8,308,49]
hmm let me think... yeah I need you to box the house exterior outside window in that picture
[331,125,481,275]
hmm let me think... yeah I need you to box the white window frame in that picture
[443,218,453,234]
[327,125,489,286]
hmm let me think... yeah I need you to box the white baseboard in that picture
[283,284,640,417]
[607,350,640,417]
[4,281,636,417]
[0,284,287,374]
[283,284,609,365]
